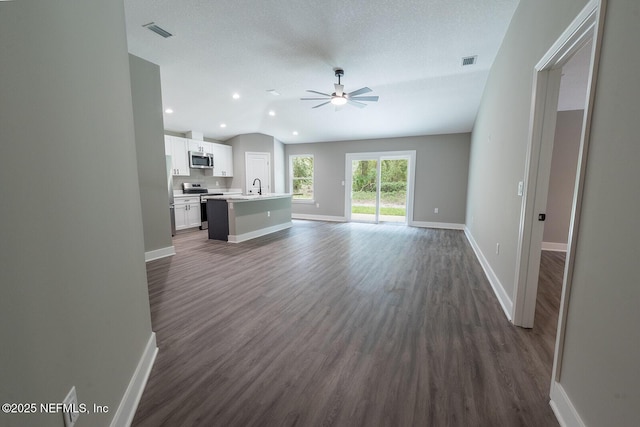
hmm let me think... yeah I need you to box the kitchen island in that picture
[204,194,292,243]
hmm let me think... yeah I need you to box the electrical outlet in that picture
[62,386,79,427]
[267,211,270,217]
[341,181,345,186]
[434,208,439,214]
[216,181,219,187]
[496,243,500,255]
[316,203,320,208]
[517,181,524,196]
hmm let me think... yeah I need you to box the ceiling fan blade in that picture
[347,87,372,97]
[306,90,331,97]
[312,101,331,109]
[301,97,331,100]
[334,84,344,97]
[348,100,367,108]
[350,96,379,102]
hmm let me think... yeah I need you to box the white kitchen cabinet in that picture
[187,139,213,154]
[211,143,233,177]
[174,196,201,230]
[164,136,190,176]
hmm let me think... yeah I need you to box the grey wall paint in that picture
[228,133,276,192]
[555,2,640,425]
[0,2,153,426]
[285,134,470,223]
[273,138,286,193]
[465,0,589,299]
[172,170,233,191]
[468,0,639,425]
[129,54,173,253]
[543,110,583,244]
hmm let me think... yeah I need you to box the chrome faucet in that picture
[252,178,262,195]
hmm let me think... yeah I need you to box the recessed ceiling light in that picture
[220,123,227,128]
[268,110,276,116]
[164,108,174,114]
[292,131,298,136]
[232,93,240,99]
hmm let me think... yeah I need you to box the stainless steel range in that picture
[182,183,222,230]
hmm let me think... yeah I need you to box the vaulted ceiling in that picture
[125,0,520,143]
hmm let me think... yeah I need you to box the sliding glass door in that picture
[346,151,415,224]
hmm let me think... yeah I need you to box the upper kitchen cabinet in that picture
[211,143,233,177]
[187,139,213,154]
[164,135,190,176]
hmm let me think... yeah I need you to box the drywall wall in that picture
[555,1,640,425]
[273,138,286,193]
[129,54,174,254]
[228,133,276,193]
[465,0,589,301]
[467,0,639,425]
[285,133,470,224]
[0,2,154,426]
[543,109,583,246]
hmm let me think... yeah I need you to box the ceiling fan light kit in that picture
[301,68,379,110]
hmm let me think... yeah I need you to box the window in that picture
[290,155,314,202]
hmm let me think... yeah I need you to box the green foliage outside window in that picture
[292,156,314,200]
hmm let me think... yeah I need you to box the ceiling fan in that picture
[301,69,379,109]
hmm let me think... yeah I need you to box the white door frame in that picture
[511,0,606,386]
[344,151,416,224]
[245,152,271,194]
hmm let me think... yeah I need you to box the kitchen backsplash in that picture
[172,168,232,191]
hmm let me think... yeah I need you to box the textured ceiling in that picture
[124,0,520,143]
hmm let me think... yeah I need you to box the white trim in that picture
[228,221,293,243]
[292,214,346,222]
[513,0,601,329]
[289,154,315,203]
[144,246,175,262]
[550,382,586,427]
[541,242,568,252]
[344,151,416,225]
[411,221,465,230]
[464,228,513,321]
[109,333,158,427]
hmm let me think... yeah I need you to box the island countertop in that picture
[202,193,292,202]
[206,195,292,242]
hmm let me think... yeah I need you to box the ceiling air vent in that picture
[143,22,173,38]
[462,55,477,66]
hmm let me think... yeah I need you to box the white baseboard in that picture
[292,213,347,222]
[144,246,175,262]
[228,222,293,243]
[542,242,568,252]
[464,227,513,321]
[110,332,158,427]
[411,221,465,230]
[550,381,585,427]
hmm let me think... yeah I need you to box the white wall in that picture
[0,1,154,425]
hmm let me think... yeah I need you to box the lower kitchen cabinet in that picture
[174,197,201,230]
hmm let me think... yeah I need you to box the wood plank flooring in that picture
[133,221,561,427]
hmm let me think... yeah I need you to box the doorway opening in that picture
[345,151,416,224]
[510,0,605,410]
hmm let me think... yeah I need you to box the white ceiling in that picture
[124,0,520,143]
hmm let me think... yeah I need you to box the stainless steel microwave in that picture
[189,151,214,169]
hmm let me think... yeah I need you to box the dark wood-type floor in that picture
[133,221,563,427]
